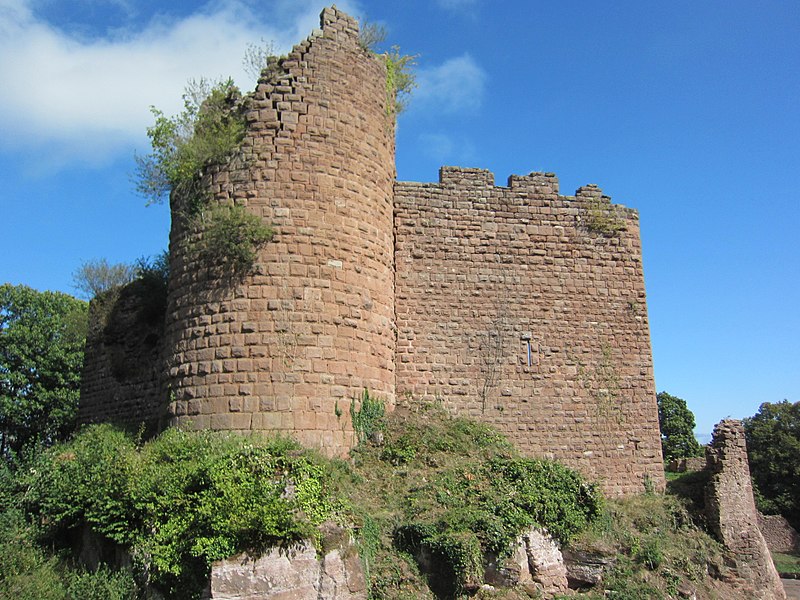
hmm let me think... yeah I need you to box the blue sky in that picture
[1,0,797,436]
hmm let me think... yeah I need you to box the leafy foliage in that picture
[1,397,751,599]
[135,79,274,276]
[354,17,416,116]
[189,204,274,275]
[0,284,87,456]
[657,391,703,464]
[25,425,344,599]
[397,457,602,595]
[134,78,245,211]
[744,400,800,529]
[571,492,727,600]
[0,509,66,600]
[72,258,136,300]
[350,388,386,444]
[383,47,417,115]
[0,504,137,600]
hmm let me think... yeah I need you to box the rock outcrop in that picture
[484,529,569,596]
[207,526,366,600]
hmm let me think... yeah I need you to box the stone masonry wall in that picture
[705,419,786,599]
[394,167,664,496]
[162,7,396,455]
[758,513,800,554]
[78,281,165,432]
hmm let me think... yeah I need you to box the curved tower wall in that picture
[163,7,396,454]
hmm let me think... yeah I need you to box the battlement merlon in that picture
[398,166,639,220]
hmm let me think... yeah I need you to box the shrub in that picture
[134,79,275,279]
[397,456,602,594]
[26,426,345,599]
[72,259,136,300]
[583,196,625,237]
[66,567,137,600]
[189,204,274,275]
[383,47,417,115]
[135,78,245,210]
[350,388,386,444]
[0,510,65,600]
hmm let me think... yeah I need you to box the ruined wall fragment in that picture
[705,419,786,599]
[78,280,166,432]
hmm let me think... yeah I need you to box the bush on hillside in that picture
[25,425,344,599]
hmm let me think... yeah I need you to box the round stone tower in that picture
[163,7,396,454]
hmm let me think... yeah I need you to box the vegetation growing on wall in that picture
[356,18,417,116]
[135,78,245,209]
[383,47,417,116]
[189,204,274,275]
[72,258,136,300]
[350,388,386,443]
[582,196,625,237]
[134,79,273,275]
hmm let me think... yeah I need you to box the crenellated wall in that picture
[394,167,664,496]
[79,6,664,493]
[162,7,396,453]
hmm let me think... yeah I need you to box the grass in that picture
[566,486,728,599]
[339,401,603,598]
[773,551,800,576]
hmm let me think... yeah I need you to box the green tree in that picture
[0,284,87,456]
[657,391,703,464]
[744,400,800,529]
[72,258,135,299]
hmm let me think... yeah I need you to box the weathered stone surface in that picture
[484,529,568,595]
[705,419,786,600]
[209,537,366,600]
[161,5,396,456]
[561,548,614,588]
[395,169,664,497]
[667,456,706,473]
[78,281,165,432]
[759,512,800,554]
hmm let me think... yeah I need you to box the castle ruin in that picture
[79,6,665,496]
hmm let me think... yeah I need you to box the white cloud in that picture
[413,53,486,115]
[418,132,477,164]
[436,0,479,13]
[0,0,361,166]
